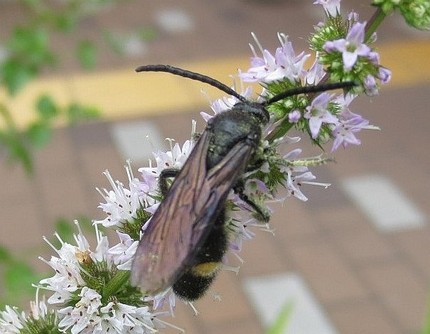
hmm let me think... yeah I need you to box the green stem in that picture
[102,270,130,302]
[266,119,294,142]
[365,7,389,42]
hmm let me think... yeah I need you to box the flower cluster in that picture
[239,29,380,150]
[37,222,161,333]
[372,0,430,30]
[1,0,426,332]
[0,292,57,334]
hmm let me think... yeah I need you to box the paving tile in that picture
[0,2,429,334]
[75,145,126,203]
[155,8,195,33]
[152,110,201,145]
[24,129,93,229]
[204,317,262,334]
[298,165,352,212]
[233,224,291,277]
[33,128,77,173]
[341,174,426,232]
[0,161,32,202]
[243,272,338,334]
[285,237,369,305]
[0,197,43,251]
[270,198,322,242]
[161,301,200,334]
[315,205,366,232]
[193,271,254,326]
[360,261,428,332]
[110,120,166,163]
[390,228,430,280]
[34,164,92,229]
[69,122,126,178]
[329,299,403,334]
[327,219,397,264]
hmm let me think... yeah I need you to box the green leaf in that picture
[138,27,158,42]
[0,60,34,95]
[66,103,100,124]
[54,217,76,244]
[4,261,38,297]
[0,246,12,263]
[267,302,293,334]
[54,12,79,32]
[5,134,34,174]
[77,40,96,70]
[102,271,130,301]
[103,31,126,55]
[36,95,59,119]
[26,121,52,148]
[8,27,52,66]
[0,104,35,173]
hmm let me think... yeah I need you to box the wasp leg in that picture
[233,180,270,222]
[158,168,180,196]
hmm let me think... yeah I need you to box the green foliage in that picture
[0,0,156,174]
[77,40,97,70]
[0,216,93,308]
[36,95,60,120]
[0,104,34,173]
[53,216,93,246]
[66,103,100,124]
[103,27,158,56]
[0,96,100,174]
[1,26,55,95]
[0,246,41,308]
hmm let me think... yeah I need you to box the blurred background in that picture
[0,0,430,333]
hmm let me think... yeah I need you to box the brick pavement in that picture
[1,1,430,333]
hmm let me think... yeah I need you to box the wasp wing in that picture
[130,130,254,295]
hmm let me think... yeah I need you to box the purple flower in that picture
[347,11,359,22]
[240,33,310,83]
[314,0,341,16]
[378,66,392,84]
[204,86,253,120]
[304,92,338,138]
[331,110,367,151]
[364,74,378,95]
[331,94,376,151]
[305,60,325,85]
[288,109,301,123]
[323,22,371,71]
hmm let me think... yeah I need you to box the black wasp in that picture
[130,64,354,300]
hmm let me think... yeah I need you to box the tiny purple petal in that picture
[378,66,391,84]
[324,21,372,71]
[347,11,359,22]
[364,74,378,95]
[342,51,359,70]
[314,0,341,16]
[368,51,380,64]
[288,109,301,123]
[347,22,366,46]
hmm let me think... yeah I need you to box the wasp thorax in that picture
[206,105,264,169]
[233,102,270,124]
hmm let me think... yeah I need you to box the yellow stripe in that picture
[1,40,429,129]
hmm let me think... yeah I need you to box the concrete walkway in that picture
[1,1,430,333]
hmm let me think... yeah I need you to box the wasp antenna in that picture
[263,81,357,106]
[136,64,247,103]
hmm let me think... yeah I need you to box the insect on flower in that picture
[130,64,355,301]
